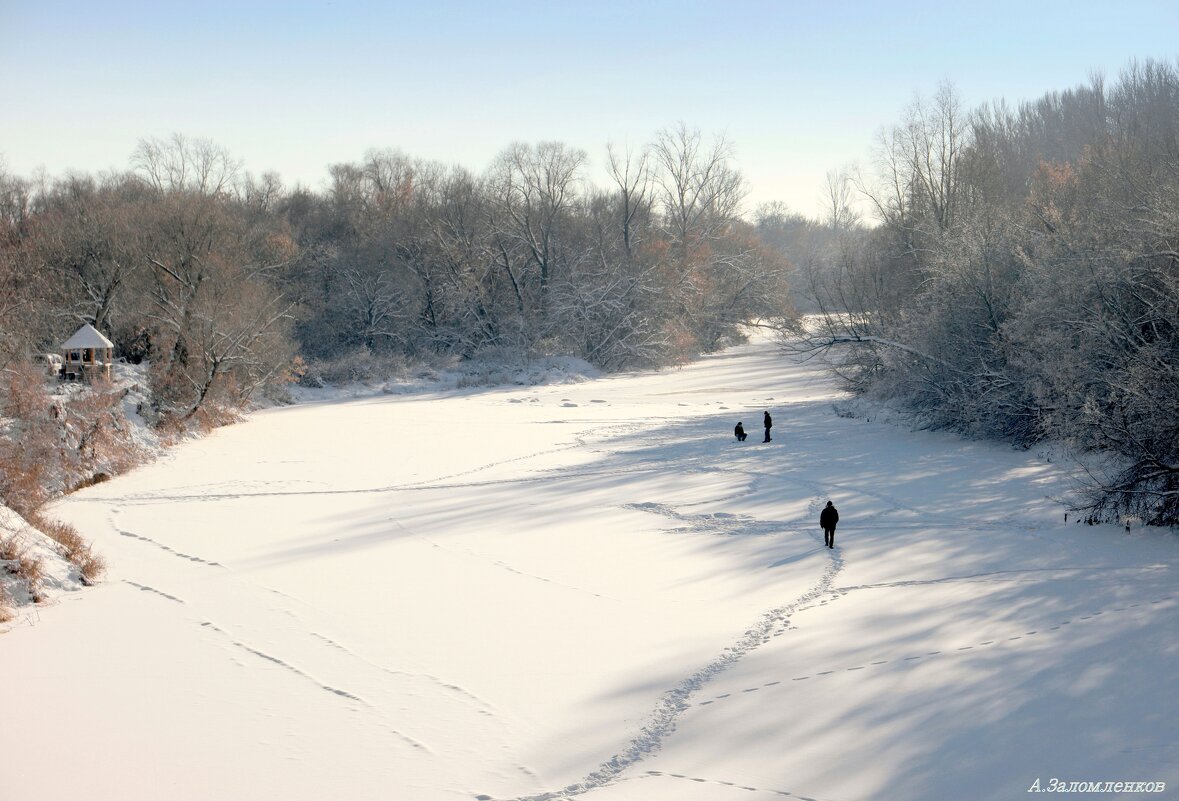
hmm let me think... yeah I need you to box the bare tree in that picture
[143,191,294,420]
[132,133,241,196]
[906,83,965,232]
[486,141,588,336]
[36,173,149,335]
[650,122,745,252]
[822,169,860,232]
[606,141,652,258]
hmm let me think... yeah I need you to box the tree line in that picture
[0,125,789,426]
[783,58,1179,526]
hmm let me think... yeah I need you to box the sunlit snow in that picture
[2,334,1176,801]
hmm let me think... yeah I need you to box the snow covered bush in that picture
[26,513,105,585]
[0,533,45,602]
[0,361,59,516]
[792,61,1179,526]
[0,506,93,617]
[0,581,12,622]
[1,362,147,507]
[306,348,411,386]
[0,363,142,584]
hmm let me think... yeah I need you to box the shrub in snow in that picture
[1,362,146,511]
[0,582,12,622]
[788,64,1179,526]
[0,506,87,617]
[306,348,411,386]
[0,361,59,515]
[0,363,133,586]
[0,533,45,602]
[27,512,105,585]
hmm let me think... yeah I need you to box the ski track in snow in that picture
[122,580,186,604]
[118,568,379,719]
[75,438,612,505]
[112,522,225,568]
[73,459,663,505]
[299,616,501,717]
[397,518,619,604]
[195,618,434,753]
[107,513,501,750]
[116,573,401,732]
[196,619,368,704]
[70,416,738,509]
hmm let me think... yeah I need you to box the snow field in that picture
[1,336,1176,801]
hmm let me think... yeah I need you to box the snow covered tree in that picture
[802,60,1179,525]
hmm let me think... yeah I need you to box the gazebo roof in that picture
[61,323,114,350]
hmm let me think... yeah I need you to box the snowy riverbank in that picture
[2,334,1175,801]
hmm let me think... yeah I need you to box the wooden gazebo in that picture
[60,324,114,381]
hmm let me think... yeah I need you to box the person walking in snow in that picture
[763,410,773,442]
[820,501,839,549]
[734,422,747,442]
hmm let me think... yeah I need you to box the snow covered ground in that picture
[2,335,1176,801]
[0,506,88,612]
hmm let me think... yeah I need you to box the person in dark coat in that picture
[734,422,747,441]
[763,410,773,442]
[820,501,839,548]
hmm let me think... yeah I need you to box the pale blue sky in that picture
[2,1,1176,217]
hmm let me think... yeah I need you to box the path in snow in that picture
[2,335,1176,801]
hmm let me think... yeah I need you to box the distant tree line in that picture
[0,125,789,427]
[781,59,1179,526]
